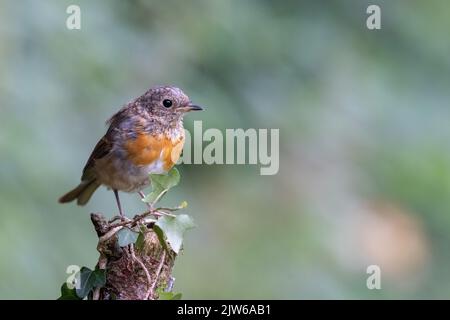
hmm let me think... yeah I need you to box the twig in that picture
[99,225,123,243]
[109,215,125,223]
[109,208,175,230]
[109,211,158,229]
[155,209,177,217]
[96,208,175,252]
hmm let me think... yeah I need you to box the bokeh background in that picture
[1,0,450,299]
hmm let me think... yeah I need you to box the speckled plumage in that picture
[59,86,202,208]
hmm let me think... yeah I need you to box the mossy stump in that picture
[90,213,175,300]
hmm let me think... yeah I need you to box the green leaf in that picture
[75,267,106,299]
[153,224,170,252]
[179,201,188,209]
[154,214,195,254]
[135,231,145,251]
[152,167,181,190]
[57,282,81,300]
[171,293,182,300]
[143,168,181,204]
[142,186,165,204]
[117,228,139,247]
[158,291,182,300]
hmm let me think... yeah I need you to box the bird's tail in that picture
[59,180,100,206]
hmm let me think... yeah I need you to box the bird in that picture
[59,85,203,217]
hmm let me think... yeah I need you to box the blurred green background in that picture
[1,0,450,299]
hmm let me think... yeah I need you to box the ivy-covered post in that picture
[58,168,193,300]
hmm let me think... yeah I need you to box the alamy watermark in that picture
[66,5,81,30]
[66,265,81,289]
[179,121,279,176]
[63,2,383,175]
[366,5,381,30]
[67,4,382,32]
[366,265,381,290]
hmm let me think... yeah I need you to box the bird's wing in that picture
[81,135,113,181]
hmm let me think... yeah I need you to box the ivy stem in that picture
[149,251,166,299]
[151,188,169,207]
[129,244,152,300]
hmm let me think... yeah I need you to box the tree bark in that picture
[90,213,175,300]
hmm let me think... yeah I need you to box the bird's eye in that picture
[163,99,173,108]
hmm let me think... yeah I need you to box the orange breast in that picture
[124,133,185,171]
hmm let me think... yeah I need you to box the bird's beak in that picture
[183,103,204,112]
[188,103,203,111]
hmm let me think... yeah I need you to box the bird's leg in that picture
[113,189,125,218]
[138,191,146,201]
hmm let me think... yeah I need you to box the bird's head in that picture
[140,86,203,123]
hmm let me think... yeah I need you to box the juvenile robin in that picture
[59,85,203,216]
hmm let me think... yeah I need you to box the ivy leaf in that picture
[153,224,170,253]
[143,168,180,204]
[158,291,182,300]
[179,201,188,209]
[171,293,182,300]
[143,186,165,204]
[117,228,139,247]
[154,214,195,254]
[151,167,181,190]
[57,282,81,300]
[75,267,106,299]
[135,231,145,251]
